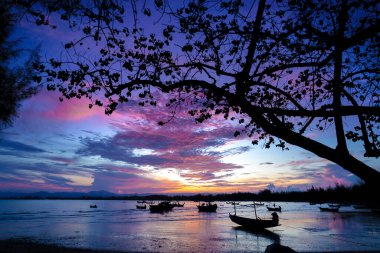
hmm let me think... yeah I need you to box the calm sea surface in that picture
[0,200,379,252]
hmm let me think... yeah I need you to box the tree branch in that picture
[341,88,380,157]
[332,0,348,153]
[240,0,266,78]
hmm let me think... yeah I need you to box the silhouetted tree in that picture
[15,1,380,185]
[0,2,40,128]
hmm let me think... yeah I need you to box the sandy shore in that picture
[0,239,133,253]
[1,239,380,253]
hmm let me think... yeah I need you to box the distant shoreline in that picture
[0,198,374,204]
[1,239,380,253]
[0,184,379,204]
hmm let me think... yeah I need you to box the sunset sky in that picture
[0,3,378,195]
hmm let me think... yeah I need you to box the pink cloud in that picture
[277,159,325,168]
[78,114,247,184]
[319,167,354,187]
[19,89,106,122]
[43,98,99,121]
[89,171,182,194]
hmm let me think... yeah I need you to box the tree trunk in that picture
[239,98,380,186]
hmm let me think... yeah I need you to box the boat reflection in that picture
[233,226,280,243]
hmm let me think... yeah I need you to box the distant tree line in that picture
[2,183,377,204]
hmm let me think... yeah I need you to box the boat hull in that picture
[149,202,174,213]
[266,207,281,212]
[197,204,217,212]
[229,214,279,229]
[319,207,339,212]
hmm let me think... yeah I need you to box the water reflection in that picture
[230,225,281,252]
[1,200,380,252]
[233,226,280,243]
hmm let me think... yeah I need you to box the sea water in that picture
[0,200,379,252]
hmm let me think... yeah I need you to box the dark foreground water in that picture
[0,200,379,252]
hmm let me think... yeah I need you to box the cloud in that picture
[0,160,94,192]
[89,170,183,194]
[75,101,251,186]
[205,146,251,157]
[46,156,77,165]
[77,132,177,166]
[5,81,364,194]
[275,158,361,189]
[76,125,248,186]
[319,164,360,186]
[0,87,258,193]
[23,90,102,122]
[277,159,323,168]
[259,162,274,165]
[267,183,275,191]
[0,139,46,153]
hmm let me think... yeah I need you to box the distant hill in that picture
[0,184,377,203]
[0,190,120,199]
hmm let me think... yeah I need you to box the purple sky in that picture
[0,86,368,194]
[0,3,377,194]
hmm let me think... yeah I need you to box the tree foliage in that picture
[13,0,380,184]
[0,1,40,128]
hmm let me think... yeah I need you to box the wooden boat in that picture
[90,204,97,208]
[171,201,185,207]
[197,202,217,212]
[229,201,280,230]
[319,206,339,212]
[149,201,174,213]
[328,203,341,208]
[353,204,368,209]
[266,205,281,212]
[229,213,280,229]
[136,204,147,209]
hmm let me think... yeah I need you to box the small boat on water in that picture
[90,204,97,208]
[328,203,341,208]
[149,201,174,213]
[229,213,280,230]
[229,201,280,230]
[319,206,339,212]
[171,201,185,207]
[266,204,281,212]
[136,204,147,209]
[253,202,265,206]
[197,202,217,212]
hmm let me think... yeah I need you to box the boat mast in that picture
[253,202,258,219]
